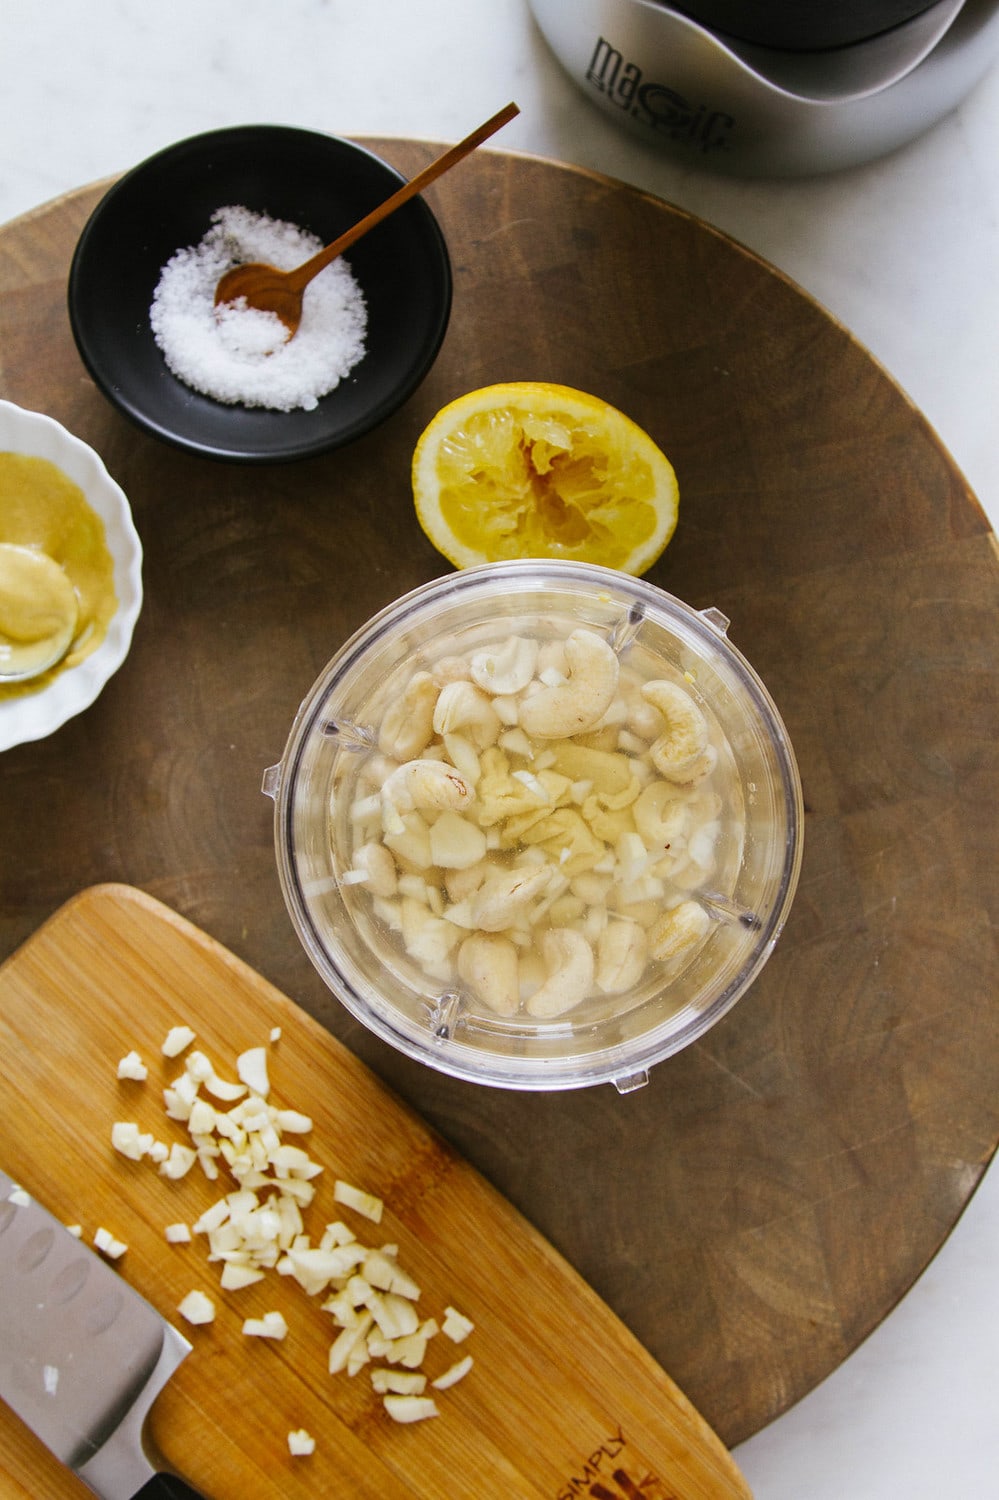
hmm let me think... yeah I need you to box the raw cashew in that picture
[381,759,474,817]
[525,928,595,1017]
[441,732,482,787]
[354,752,402,799]
[349,841,397,897]
[548,742,634,797]
[687,820,720,875]
[491,694,521,727]
[400,896,461,971]
[620,670,666,741]
[432,680,502,750]
[508,806,605,877]
[595,919,648,994]
[518,629,619,739]
[470,636,538,697]
[476,749,571,829]
[432,655,473,686]
[641,680,715,784]
[383,811,434,870]
[428,810,488,870]
[497,726,534,760]
[633,780,691,848]
[648,899,711,962]
[470,864,554,932]
[581,797,638,846]
[377,671,438,761]
[457,932,520,1015]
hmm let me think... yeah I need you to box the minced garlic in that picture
[178,1289,216,1325]
[110,1027,476,1428]
[93,1226,127,1259]
[117,1050,148,1081]
[162,1025,196,1058]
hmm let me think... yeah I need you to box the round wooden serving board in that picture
[0,140,996,1447]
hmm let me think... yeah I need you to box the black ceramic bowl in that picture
[68,125,452,464]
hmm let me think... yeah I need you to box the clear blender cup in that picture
[264,560,803,1093]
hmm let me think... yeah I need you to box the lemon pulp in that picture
[413,383,679,577]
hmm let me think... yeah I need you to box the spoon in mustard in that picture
[213,102,519,338]
[0,544,79,682]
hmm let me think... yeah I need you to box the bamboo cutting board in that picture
[0,884,751,1500]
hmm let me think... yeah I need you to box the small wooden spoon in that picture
[214,102,519,337]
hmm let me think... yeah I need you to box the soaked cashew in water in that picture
[518,629,619,739]
[548,742,634,797]
[595,919,648,995]
[470,636,538,697]
[469,864,554,933]
[381,759,473,815]
[383,810,433,870]
[342,617,740,1021]
[440,732,482,789]
[432,655,473,686]
[428,810,487,870]
[457,932,520,1015]
[648,899,711,962]
[641,680,715,784]
[350,841,398,897]
[633,780,691,849]
[433,680,502,750]
[620,669,666,741]
[526,928,596,1017]
[400,896,461,973]
[378,670,438,761]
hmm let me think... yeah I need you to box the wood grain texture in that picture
[0,884,749,1500]
[0,141,996,1447]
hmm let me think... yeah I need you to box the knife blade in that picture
[0,1169,205,1499]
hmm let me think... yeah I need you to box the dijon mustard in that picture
[0,451,117,698]
[0,544,79,679]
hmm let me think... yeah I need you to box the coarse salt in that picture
[149,205,367,412]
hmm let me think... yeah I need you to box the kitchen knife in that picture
[0,1169,204,1498]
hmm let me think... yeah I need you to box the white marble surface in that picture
[1,3,996,1495]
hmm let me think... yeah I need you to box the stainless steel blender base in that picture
[529,0,999,175]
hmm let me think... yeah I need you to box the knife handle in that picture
[133,1479,205,1499]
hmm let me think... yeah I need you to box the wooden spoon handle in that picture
[287,101,519,293]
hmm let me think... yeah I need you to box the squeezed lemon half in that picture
[412,382,679,576]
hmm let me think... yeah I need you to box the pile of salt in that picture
[150,205,367,412]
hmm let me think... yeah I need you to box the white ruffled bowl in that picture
[0,401,143,751]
